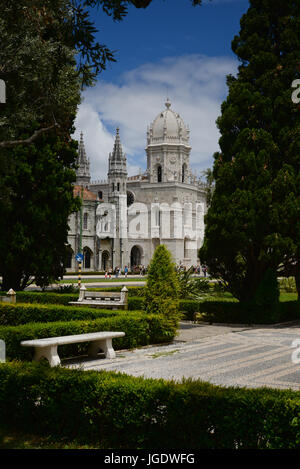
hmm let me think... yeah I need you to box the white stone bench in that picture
[69,285,128,310]
[21,331,125,367]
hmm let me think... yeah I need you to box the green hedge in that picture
[178,299,300,324]
[0,303,125,326]
[1,361,300,449]
[0,312,176,361]
[0,290,144,306]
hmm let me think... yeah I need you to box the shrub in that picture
[193,299,300,324]
[177,267,210,299]
[0,303,123,326]
[128,297,144,311]
[0,288,145,305]
[280,277,297,293]
[1,362,300,448]
[144,245,180,328]
[13,291,78,306]
[0,312,176,361]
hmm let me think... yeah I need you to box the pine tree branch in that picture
[0,123,60,148]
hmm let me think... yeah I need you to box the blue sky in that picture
[74,0,249,180]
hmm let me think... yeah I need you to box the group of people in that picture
[103,263,208,279]
[104,264,147,279]
[177,264,208,277]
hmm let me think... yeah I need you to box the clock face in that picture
[127,191,134,207]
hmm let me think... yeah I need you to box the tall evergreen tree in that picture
[0,135,80,291]
[199,0,300,302]
[0,1,82,290]
[144,245,180,332]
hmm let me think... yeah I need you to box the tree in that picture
[0,0,204,148]
[144,245,180,331]
[0,135,81,291]
[0,0,82,290]
[200,166,215,208]
[0,0,206,290]
[199,0,300,303]
[0,0,114,148]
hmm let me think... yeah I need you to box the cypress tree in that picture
[200,0,300,303]
[144,245,180,331]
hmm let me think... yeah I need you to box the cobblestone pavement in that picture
[65,321,300,390]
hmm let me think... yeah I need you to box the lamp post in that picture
[78,186,83,288]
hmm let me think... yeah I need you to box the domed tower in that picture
[146,99,191,184]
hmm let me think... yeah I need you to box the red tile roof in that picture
[73,185,97,201]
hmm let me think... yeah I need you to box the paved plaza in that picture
[66,321,300,391]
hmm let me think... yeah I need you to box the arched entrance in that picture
[101,251,110,271]
[64,246,73,269]
[130,245,142,269]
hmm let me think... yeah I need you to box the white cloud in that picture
[73,54,238,180]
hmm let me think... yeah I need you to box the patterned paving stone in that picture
[65,321,300,390]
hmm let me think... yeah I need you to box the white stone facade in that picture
[67,100,207,271]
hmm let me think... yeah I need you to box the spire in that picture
[76,132,91,185]
[108,128,127,175]
[108,128,127,197]
[111,127,124,161]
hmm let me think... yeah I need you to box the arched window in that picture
[182,164,185,183]
[83,247,92,269]
[98,191,103,199]
[112,182,115,192]
[117,182,120,191]
[157,165,162,183]
[83,212,88,230]
[127,191,134,207]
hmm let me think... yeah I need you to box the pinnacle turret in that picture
[76,132,91,185]
[108,128,127,197]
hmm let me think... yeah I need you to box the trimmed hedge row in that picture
[194,299,300,324]
[2,291,299,324]
[1,361,300,449]
[0,290,145,306]
[178,299,300,324]
[0,303,125,326]
[0,312,176,361]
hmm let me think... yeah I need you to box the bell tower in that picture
[107,128,128,269]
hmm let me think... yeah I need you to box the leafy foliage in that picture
[1,360,300,448]
[177,266,210,299]
[0,135,81,291]
[144,245,180,330]
[200,0,300,305]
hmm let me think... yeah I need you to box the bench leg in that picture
[33,345,61,367]
[88,339,116,359]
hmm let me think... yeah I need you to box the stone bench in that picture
[69,285,128,310]
[21,331,125,367]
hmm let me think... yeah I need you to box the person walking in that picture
[124,265,128,278]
